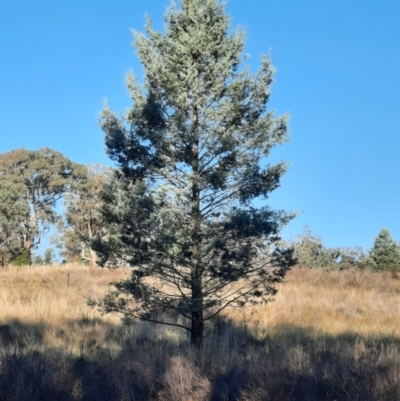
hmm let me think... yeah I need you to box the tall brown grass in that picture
[0,265,399,400]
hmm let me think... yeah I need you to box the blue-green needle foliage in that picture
[369,228,400,272]
[95,0,295,347]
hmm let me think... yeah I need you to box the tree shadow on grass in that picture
[0,317,175,401]
[207,319,400,401]
[0,320,45,348]
[0,317,399,400]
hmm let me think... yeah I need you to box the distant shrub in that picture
[369,228,400,272]
[33,255,43,265]
[12,249,31,266]
[43,248,54,265]
[336,246,371,270]
[290,228,338,270]
[289,227,369,270]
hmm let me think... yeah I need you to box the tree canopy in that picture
[0,148,85,263]
[0,180,29,266]
[290,227,368,270]
[59,164,109,265]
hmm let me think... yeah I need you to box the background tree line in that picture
[1,147,399,273]
[0,148,108,266]
[290,226,400,272]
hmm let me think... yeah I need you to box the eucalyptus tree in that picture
[0,180,29,266]
[60,164,109,265]
[95,0,294,348]
[291,227,340,270]
[0,148,85,258]
[291,228,369,270]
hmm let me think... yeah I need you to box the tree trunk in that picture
[191,266,204,348]
[190,181,204,349]
[190,105,203,348]
[191,308,204,348]
[23,213,37,251]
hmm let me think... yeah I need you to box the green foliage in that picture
[291,228,369,270]
[33,255,44,265]
[292,228,339,270]
[0,180,30,266]
[43,248,54,265]
[58,164,109,265]
[0,148,86,253]
[337,246,370,270]
[291,227,368,270]
[53,228,82,264]
[11,249,31,266]
[369,228,400,272]
[94,0,294,347]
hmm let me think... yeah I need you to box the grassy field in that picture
[0,265,399,400]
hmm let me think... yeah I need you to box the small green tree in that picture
[369,228,400,272]
[94,0,295,348]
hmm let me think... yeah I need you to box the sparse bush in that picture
[33,255,44,265]
[336,246,370,269]
[291,227,340,270]
[43,248,54,265]
[291,228,370,270]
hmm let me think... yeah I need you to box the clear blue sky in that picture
[1,0,399,251]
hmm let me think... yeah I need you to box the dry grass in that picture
[0,265,399,400]
[0,264,129,357]
[231,268,400,338]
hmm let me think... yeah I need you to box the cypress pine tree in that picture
[95,0,294,348]
[369,228,400,272]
